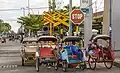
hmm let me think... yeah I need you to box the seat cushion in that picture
[40,48,53,57]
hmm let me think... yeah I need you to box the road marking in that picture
[0,65,18,69]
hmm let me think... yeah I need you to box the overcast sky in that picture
[0,0,104,33]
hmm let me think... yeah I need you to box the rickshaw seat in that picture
[40,47,53,57]
[25,46,36,52]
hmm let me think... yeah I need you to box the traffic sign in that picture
[70,9,85,25]
[81,8,89,14]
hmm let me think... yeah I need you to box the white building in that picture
[104,0,120,51]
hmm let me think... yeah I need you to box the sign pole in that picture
[76,25,79,35]
[50,23,52,36]
[50,23,52,47]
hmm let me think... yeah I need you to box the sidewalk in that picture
[113,51,120,68]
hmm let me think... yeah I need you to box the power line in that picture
[29,7,49,9]
[0,8,22,11]
[0,7,49,11]
[86,0,97,8]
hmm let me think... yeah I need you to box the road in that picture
[0,40,120,73]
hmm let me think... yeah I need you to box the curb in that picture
[113,62,120,68]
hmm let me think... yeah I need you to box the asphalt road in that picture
[0,40,120,73]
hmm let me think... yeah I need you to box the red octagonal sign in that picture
[70,9,85,25]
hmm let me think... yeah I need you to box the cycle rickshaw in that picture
[87,35,115,70]
[55,36,86,72]
[35,36,58,72]
[20,37,38,66]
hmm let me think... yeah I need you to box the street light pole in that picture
[21,7,25,16]
[28,0,30,15]
[69,0,72,36]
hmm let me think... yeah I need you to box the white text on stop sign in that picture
[72,14,83,20]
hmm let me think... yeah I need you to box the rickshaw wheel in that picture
[62,60,67,72]
[36,58,39,72]
[103,55,113,69]
[88,56,96,70]
[22,57,24,66]
[80,62,87,70]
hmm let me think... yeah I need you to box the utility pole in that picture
[48,0,52,36]
[52,0,56,11]
[103,0,110,35]
[109,0,112,49]
[20,7,25,40]
[48,0,51,12]
[21,7,25,16]
[27,0,31,37]
[81,0,92,47]
[110,0,112,38]
[69,0,72,36]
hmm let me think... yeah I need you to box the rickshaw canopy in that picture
[92,35,110,42]
[38,36,57,42]
[23,37,38,43]
[63,36,83,42]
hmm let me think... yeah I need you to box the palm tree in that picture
[17,14,44,33]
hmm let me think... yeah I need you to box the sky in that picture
[0,0,104,33]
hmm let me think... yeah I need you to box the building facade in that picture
[111,0,120,50]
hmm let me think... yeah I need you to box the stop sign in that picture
[70,9,85,25]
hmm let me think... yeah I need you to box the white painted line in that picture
[12,65,15,68]
[6,65,9,68]
[3,66,6,68]
[9,65,12,68]
[14,65,17,68]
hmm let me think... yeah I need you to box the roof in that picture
[38,36,57,42]
[23,37,38,42]
[93,11,104,17]
[93,35,110,42]
[63,36,83,42]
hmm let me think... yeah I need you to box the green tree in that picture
[0,19,11,34]
[17,15,44,33]
[2,23,11,32]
